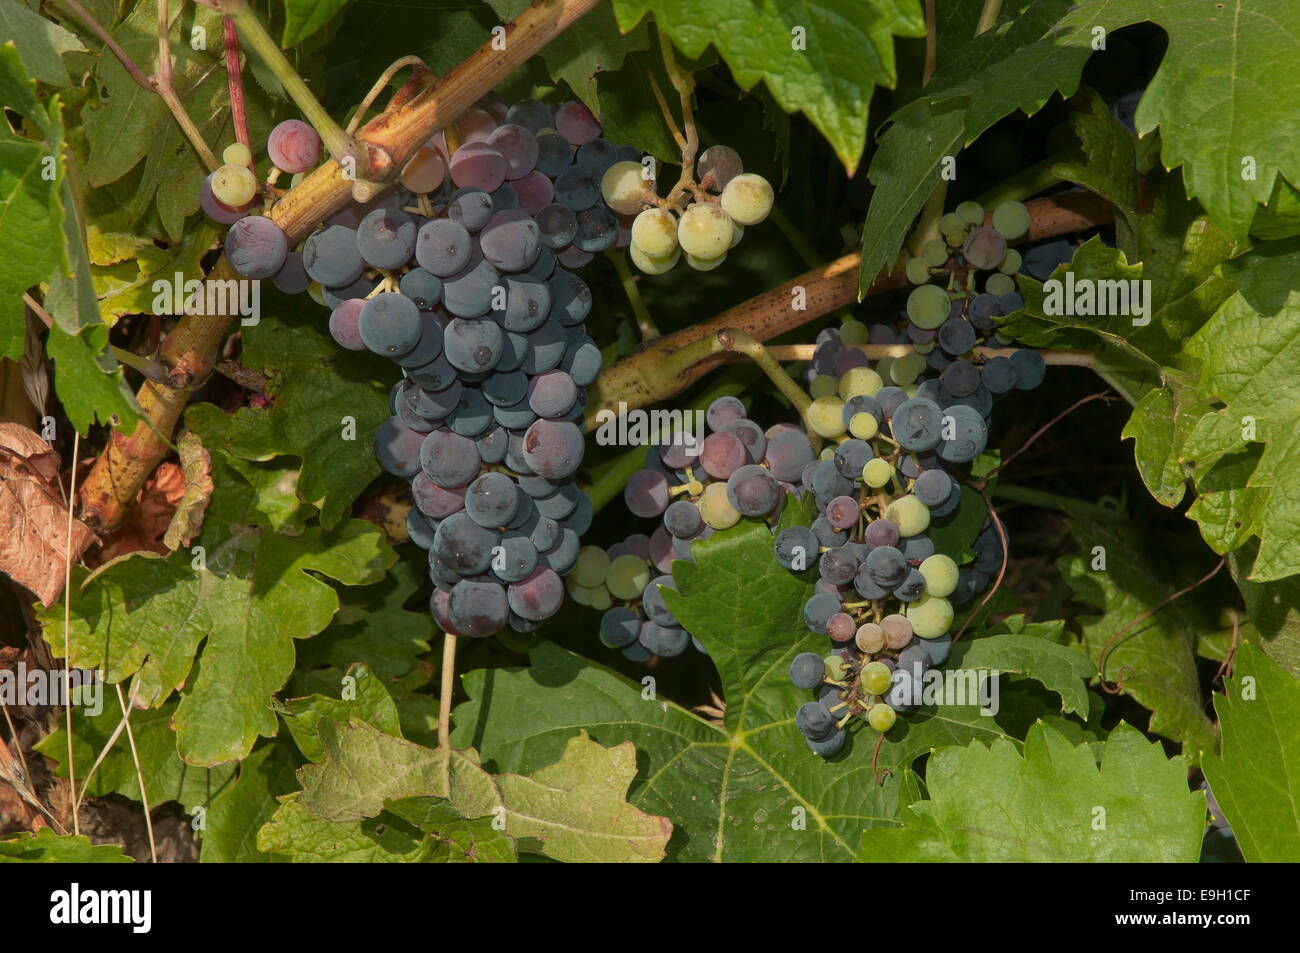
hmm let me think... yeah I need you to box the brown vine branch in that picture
[78,0,606,534]
[585,191,1114,431]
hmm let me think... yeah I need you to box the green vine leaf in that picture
[282,0,354,47]
[1200,644,1300,862]
[858,722,1206,861]
[199,741,302,862]
[0,0,86,87]
[949,616,1096,716]
[0,829,132,863]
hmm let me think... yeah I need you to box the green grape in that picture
[223,142,252,167]
[839,366,883,399]
[677,203,733,259]
[867,703,897,732]
[212,163,257,206]
[912,339,934,355]
[729,222,744,249]
[905,256,932,284]
[956,200,985,227]
[601,160,650,214]
[588,584,613,611]
[631,208,679,258]
[855,621,885,653]
[862,661,892,695]
[720,172,774,225]
[290,172,306,189]
[992,200,1031,240]
[862,457,893,487]
[922,239,950,267]
[998,247,1022,275]
[939,212,961,234]
[684,250,726,271]
[906,594,954,639]
[308,282,325,307]
[607,553,651,600]
[572,545,610,588]
[875,356,895,383]
[808,396,847,438]
[919,553,958,598]
[885,494,930,536]
[810,374,841,399]
[698,481,741,529]
[890,351,927,385]
[840,319,869,346]
[986,272,1016,297]
[566,576,594,606]
[849,411,879,440]
[825,654,849,682]
[629,243,680,275]
[943,227,968,247]
[818,446,836,462]
[906,284,950,330]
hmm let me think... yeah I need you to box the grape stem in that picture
[714,328,814,431]
[438,633,458,748]
[657,30,703,210]
[221,16,251,154]
[608,249,661,342]
[347,56,436,137]
[58,0,218,172]
[765,343,1097,366]
[976,0,1004,35]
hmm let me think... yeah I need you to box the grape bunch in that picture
[586,396,816,662]
[783,200,1049,757]
[207,98,656,638]
[615,145,774,274]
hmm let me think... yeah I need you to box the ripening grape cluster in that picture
[620,145,774,274]
[781,199,1048,757]
[206,98,651,638]
[582,396,816,661]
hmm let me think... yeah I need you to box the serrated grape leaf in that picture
[86,221,219,325]
[1200,644,1300,862]
[487,0,647,116]
[289,714,670,863]
[1251,176,1300,241]
[0,0,86,87]
[455,497,1072,861]
[36,699,237,810]
[1224,542,1300,680]
[220,318,391,530]
[1124,364,1210,507]
[40,519,395,765]
[612,0,926,174]
[282,0,353,46]
[858,722,1205,861]
[949,616,1095,716]
[595,49,691,164]
[1052,89,1138,252]
[385,798,518,862]
[258,793,438,862]
[280,662,403,764]
[199,740,301,862]
[1058,520,1219,758]
[0,829,132,863]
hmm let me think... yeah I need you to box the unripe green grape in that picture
[986,272,1016,297]
[572,545,611,588]
[944,227,968,247]
[629,243,680,275]
[684,250,726,271]
[922,239,950,267]
[631,207,678,258]
[992,200,1031,240]
[912,339,934,355]
[885,494,930,536]
[905,257,932,285]
[839,366,883,399]
[867,703,897,732]
[956,200,985,228]
[919,553,958,598]
[875,356,895,383]
[566,576,594,606]
[211,163,257,207]
[810,374,840,399]
[939,212,962,235]
[677,202,733,259]
[906,594,954,639]
[906,284,951,329]
[808,396,847,438]
[890,351,927,386]
[998,247,1022,275]
[862,457,892,487]
[849,412,879,440]
[308,281,325,307]
[601,160,651,214]
[840,319,869,346]
[720,172,774,226]
[819,446,836,462]
[607,553,651,600]
[223,142,252,167]
[862,661,892,695]
[825,654,849,682]
[855,622,885,653]
[698,481,741,529]
[729,222,744,248]
[588,584,613,611]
